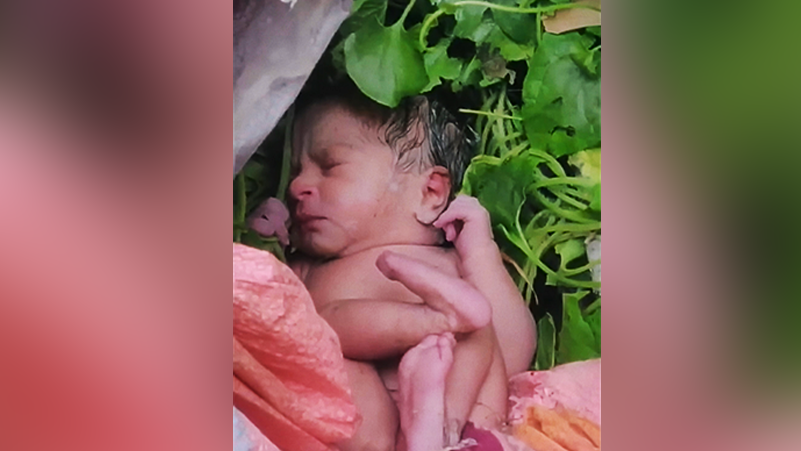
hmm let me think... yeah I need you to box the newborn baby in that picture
[265,84,536,451]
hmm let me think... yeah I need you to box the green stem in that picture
[505,97,522,140]
[584,297,601,314]
[459,109,521,121]
[419,9,448,49]
[419,1,598,49]
[537,182,589,211]
[532,176,597,189]
[531,232,601,289]
[493,86,509,157]
[398,0,416,26]
[234,172,246,243]
[532,189,593,223]
[276,106,294,202]
[536,221,601,235]
[531,167,592,211]
[477,90,498,155]
[529,148,568,177]
[459,0,599,15]
[536,12,543,45]
[561,259,600,277]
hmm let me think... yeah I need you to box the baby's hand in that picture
[433,195,496,261]
[248,197,290,246]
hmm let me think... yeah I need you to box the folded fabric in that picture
[507,359,601,451]
[233,244,358,451]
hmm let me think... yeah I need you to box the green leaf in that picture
[452,56,483,91]
[462,150,543,231]
[556,291,600,364]
[568,148,601,184]
[555,238,585,271]
[352,0,369,11]
[569,149,601,212]
[535,313,556,370]
[487,27,534,62]
[523,33,592,101]
[584,302,601,351]
[344,17,429,107]
[492,0,538,44]
[423,39,463,91]
[521,33,601,156]
[341,0,388,36]
[589,183,601,211]
[453,4,492,42]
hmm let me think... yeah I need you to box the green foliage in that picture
[462,150,541,232]
[522,33,601,157]
[556,291,601,364]
[535,312,556,370]
[423,38,463,91]
[492,0,538,45]
[344,12,429,107]
[340,0,388,36]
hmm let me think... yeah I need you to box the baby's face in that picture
[288,104,419,258]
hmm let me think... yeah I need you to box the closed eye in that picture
[319,160,342,172]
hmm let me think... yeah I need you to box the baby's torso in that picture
[298,244,461,397]
[300,244,461,311]
[295,244,508,425]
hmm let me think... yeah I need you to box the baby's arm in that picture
[308,251,492,361]
[443,325,506,442]
[378,251,504,444]
[317,298,450,360]
[434,195,537,375]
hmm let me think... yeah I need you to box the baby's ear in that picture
[415,166,451,225]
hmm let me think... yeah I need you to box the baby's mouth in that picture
[293,212,326,230]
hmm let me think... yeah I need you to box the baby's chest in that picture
[303,255,417,310]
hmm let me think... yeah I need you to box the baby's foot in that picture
[398,334,456,451]
[247,197,290,246]
[376,251,491,333]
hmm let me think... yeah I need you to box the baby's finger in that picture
[443,223,456,242]
[433,206,467,229]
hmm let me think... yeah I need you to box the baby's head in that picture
[288,83,475,258]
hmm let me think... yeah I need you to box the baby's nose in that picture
[288,175,315,200]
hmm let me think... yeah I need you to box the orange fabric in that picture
[513,405,600,451]
[508,360,602,451]
[233,244,358,451]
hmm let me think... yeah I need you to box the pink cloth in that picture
[233,244,358,451]
[508,359,601,427]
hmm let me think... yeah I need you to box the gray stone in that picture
[233,0,351,175]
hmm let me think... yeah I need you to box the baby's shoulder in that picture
[301,245,461,304]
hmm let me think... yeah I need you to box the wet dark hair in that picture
[293,80,477,198]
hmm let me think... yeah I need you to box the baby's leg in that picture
[465,346,508,428]
[397,334,455,451]
[338,359,398,451]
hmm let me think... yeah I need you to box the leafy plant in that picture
[234,0,602,370]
